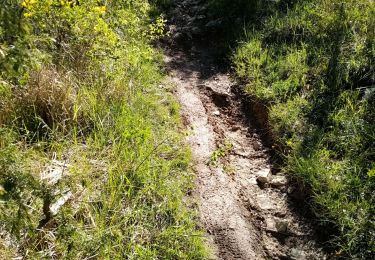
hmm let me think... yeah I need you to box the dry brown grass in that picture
[4,67,78,137]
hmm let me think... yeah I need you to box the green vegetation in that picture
[222,0,374,257]
[0,0,206,258]
[2,0,374,258]
[209,141,233,166]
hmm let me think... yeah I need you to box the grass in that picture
[0,0,206,258]
[207,0,375,257]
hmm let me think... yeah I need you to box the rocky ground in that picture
[163,0,328,259]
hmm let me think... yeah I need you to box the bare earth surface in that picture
[163,1,328,259]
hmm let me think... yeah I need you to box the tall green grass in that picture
[1,0,206,258]
[228,0,374,257]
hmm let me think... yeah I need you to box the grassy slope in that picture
[0,0,205,258]
[223,0,374,257]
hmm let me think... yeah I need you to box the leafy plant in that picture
[209,141,233,166]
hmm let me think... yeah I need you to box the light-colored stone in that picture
[256,168,270,177]
[212,110,220,116]
[256,175,269,184]
[265,217,288,233]
[265,218,276,231]
[270,175,288,188]
[255,168,270,184]
[256,194,273,210]
[290,248,307,260]
[248,177,258,185]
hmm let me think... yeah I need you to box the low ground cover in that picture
[0,1,206,258]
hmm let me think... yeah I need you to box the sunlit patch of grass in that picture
[229,0,374,257]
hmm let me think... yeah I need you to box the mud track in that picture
[163,1,327,259]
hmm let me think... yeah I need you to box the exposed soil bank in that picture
[163,0,328,259]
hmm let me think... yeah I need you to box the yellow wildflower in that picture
[22,0,37,9]
[94,6,106,14]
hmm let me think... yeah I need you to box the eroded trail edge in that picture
[163,1,326,259]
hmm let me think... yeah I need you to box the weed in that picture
[208,141,233,166]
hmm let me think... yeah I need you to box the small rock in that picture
[230,125,241,131]
[265,217,289,233]
[212,110,220,116]
[249,177,258,185]
[265,218,276,231]
[256,168,270,177]
[270,175,288,188]
[256,175,269,184]
[256,194,273,210]
[275,219,289,233]
[255,168,270,184]
[290,248,306,260]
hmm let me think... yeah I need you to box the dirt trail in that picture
[164,1,327,259]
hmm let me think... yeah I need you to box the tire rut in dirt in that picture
[163,0,327,259]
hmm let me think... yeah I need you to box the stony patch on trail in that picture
[164,0,327,259]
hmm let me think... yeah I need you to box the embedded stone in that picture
[290,248,306,260]
[256,168,270,184]
[275,219,289,233]
[270,175,288,188]
[212,110,220,116]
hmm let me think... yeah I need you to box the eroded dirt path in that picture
[163,1,327,259]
